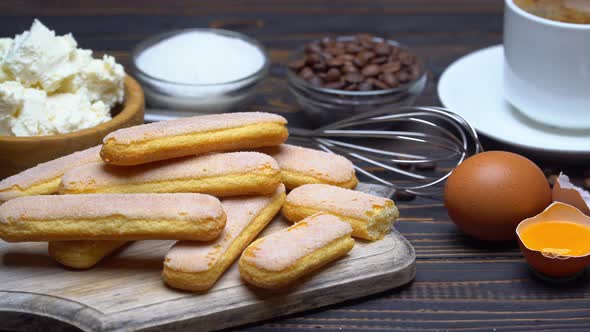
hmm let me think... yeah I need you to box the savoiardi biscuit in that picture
[163,184,285,291]
[0,146,101,203]
[259,144,358,190]
[48,240,128,269]
[0,193,226,242]
[100,112,288,165]
[239,212,354,289]
[282,184,399,241]
[60,152,281,197]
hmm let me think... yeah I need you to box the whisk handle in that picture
[288,127,315,137]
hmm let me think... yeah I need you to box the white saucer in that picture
[438,45,590,157]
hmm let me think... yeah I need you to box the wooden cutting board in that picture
[0,183,416,332]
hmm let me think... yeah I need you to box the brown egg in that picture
[444,151,552,241]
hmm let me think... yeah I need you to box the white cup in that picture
[503,0,590,129]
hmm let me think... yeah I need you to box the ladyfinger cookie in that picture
[163,184,286,291]
[239,212,354,289]
[282,184,399,241]
[60,152,281,197]
[0,146,101,203]
[0,193,225,242]
[101,112,288,165]
[259,144,358,189]
[48,240,128,269]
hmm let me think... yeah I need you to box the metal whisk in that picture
[288,106,483,196]
[145,106,482,196]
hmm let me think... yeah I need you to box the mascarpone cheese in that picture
[0,38,13,83]
[0,20,125,136]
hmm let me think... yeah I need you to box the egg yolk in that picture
[520,221,590,256]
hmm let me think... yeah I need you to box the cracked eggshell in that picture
[552,173,590,216]
[516,202,590,278]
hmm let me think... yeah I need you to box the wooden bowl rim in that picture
[0,75,144,143]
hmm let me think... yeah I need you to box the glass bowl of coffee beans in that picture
[287,34,427,124]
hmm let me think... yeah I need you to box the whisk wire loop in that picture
[291,106,482,195]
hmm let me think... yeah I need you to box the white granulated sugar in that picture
[136,31,265,85]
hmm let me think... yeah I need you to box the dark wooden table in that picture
[2,1,590,331]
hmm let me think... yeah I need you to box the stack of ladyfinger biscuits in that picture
[0,112,399,291]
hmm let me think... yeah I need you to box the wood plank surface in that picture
[2,1,590,331]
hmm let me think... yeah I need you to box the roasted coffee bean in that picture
[288,59,306,70]
[313,62,327,71]
[415,161,437,170]
[339,54,355,62]
[326,68,341,81]
[374,42,390,55]
[381,61,401,73]
[344,83,358,91]
[395,159,413,170]
[327,58,345,67]
[320,52,333,61]
[359,82,373,91]
[371,56,387,65]
[345,72,365,83]
[353,56,367,67]
[383,72,398,87]
[305,42,322,54]
[358,51,375,62]
[372,79,389,90]
[325,81,346,89]
[307,53,322,64]
[321,37,334,46]
[396,70,410,83]
[360,39,373,49]
[356,33,373,43]
[584,177,590,190]
[345,43,363,53]
[300,67,314,80]
[308,76,323,86]
[361,64,380,77]
[291,34,419,91]
[394,190,416,201]
[343,64,359,73]
[356,35,373,47]
[326,47,345,56]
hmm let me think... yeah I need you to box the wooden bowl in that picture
[0,75,144,179]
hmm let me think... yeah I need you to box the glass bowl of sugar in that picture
[131,28,269,114]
